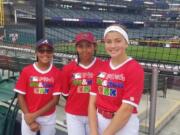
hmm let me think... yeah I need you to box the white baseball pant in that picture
[21,112,56,135]
[97,113,139,135]
[66,113,89,135]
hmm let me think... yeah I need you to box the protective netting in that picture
[1,0,180,66]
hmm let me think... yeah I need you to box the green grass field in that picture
[56,43,180,65]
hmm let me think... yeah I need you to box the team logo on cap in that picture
[41,39,49,44]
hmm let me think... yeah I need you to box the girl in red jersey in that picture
[89,24,144,135]
[62,32,103,135]
[14,39,62,135]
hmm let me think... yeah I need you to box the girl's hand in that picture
[30,121,41,132]
[102,133,113,135]
[90,133,99,135]
[24,113,36,125]
[102,130,114,135]
[90,131,99,135]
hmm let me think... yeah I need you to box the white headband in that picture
[104,25,129,44]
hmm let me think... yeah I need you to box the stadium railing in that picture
[144,72,168,98]
[0,77,19,135]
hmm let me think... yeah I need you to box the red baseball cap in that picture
[75,32,96,45]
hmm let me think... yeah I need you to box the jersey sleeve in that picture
[52,69,62,96]
[122,65,144,108]
[14,68,28,95]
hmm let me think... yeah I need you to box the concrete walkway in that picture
[139,89,180,135]
[55,89,180,135]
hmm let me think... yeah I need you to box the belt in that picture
[98,108,114,119]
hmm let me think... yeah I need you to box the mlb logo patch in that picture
[31,76,38,82]
[97,72,106,78]
[73,73,82,79]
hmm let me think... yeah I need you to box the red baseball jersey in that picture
[62,58,103,116]
[91,58,144,113]
[14,63,62,116]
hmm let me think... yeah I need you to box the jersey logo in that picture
[73,73,82,79]
[34,88,49,94]
[77,86,90,93]
[30,76,53,94]
[73,79,92,86]
[42,39,48,44]
[97,72,106,78]
[98,86,117,97]
[82,79,87,85]
[96,79,124,88]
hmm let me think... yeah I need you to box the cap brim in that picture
[75,39,94,45]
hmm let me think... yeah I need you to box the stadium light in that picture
[110,4,127,8]
[85,1,95,5]
[124,0,132,2]
[103,20,116,23]
[3,0,13,5]
[144,1,154,5]
[169,3,180,6]
[96,3,107,6]
[151,14,162,17]
[62,18,79,22]
[133,21,144,24]
[62,0,81,2]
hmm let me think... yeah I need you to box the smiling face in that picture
[36,45,54,65]
[76,40,96,65]
[104,31,128,59]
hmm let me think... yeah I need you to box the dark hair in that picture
[76,43,97,66]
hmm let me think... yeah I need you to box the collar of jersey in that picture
[33,62,53,74]
[75,57,96,69]
[109,57,132,70]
